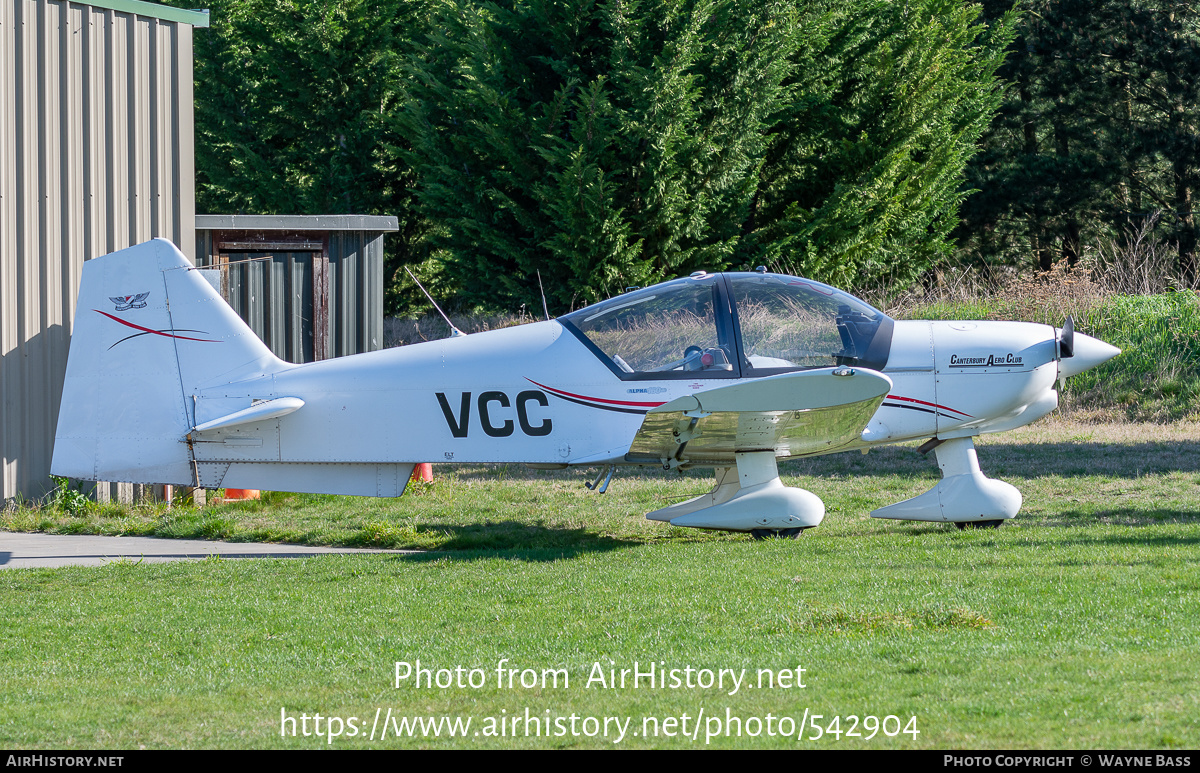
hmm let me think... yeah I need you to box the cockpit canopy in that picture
[560,272,894,380]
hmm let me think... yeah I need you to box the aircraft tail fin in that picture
[51,238,285,485]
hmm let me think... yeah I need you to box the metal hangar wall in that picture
[1,0,210,501]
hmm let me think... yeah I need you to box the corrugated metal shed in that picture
[195,215,399,363]
[1,0,209,502]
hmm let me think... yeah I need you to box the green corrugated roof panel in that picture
[75,0,210,27]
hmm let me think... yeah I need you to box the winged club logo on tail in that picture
[110,292,149,311]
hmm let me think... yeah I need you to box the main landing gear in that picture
[645,452,825,534]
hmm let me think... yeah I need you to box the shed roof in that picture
[197,215,400,232]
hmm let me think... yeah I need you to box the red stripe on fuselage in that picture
[525,378,667,408]
[887,394,972,418]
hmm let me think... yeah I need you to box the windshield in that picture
[729,274,891,373]
[560,272,891,379]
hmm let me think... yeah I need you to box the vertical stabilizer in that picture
[51,239,283,485]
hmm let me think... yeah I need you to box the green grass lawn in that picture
[3,420,1199,748]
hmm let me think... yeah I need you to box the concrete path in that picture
[0,531,416,569]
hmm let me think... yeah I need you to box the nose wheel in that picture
[871,437,1021,525]
[954,520,1004,530]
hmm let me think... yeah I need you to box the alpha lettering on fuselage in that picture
[948,353,1024,368]
[436,391,553,438]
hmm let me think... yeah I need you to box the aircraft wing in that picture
[626,368,892,466]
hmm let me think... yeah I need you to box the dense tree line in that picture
[176,0,1030,312]
[402,0,1013,310]
[959,0,1200,280]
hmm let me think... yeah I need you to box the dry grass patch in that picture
[982,417,1200,445]
[778,606,996,634]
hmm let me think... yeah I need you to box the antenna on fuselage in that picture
[405,266,465,338]
[536,270,550,321]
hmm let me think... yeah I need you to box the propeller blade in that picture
[1058,316,1075,359]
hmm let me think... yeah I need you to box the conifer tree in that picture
[405,0,1013,310]
[758,0,1015,288]
[403,0,800,311]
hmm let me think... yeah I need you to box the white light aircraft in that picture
[52,239,1120,536]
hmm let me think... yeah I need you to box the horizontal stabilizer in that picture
[193,397,305,433]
